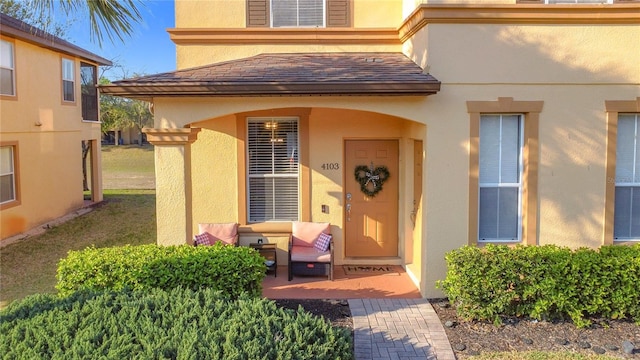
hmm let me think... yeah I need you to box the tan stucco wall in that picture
[406,23,640,85]
[0,38,102,240]
[155,145,194,246]
[176,0,403,28]
[174,0,403,68]
[176,44,402,70]
[158,2,640,297]
[152,95,457,297]
[401,21,640,294]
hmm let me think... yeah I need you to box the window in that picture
[247,0,350,28]
[80,62,98,121]
[468,98,542,245]
[0,145,17,205]
[478,115,523,241]
[1,39,15,96]
[62,58,75,102]
[613,114,640,240]
[247,117,299,222]
[272,0,324,27]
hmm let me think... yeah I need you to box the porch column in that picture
[90,139,103,202]
[144,128,201,246]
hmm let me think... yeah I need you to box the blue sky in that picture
[61,0,176,80]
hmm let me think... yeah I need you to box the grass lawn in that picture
[101,144,155,189]
[2,146,157,308]
[0,190,156,309]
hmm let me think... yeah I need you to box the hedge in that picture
[56,244,266,298]
[0,288,353,360]
[437,244,640,327]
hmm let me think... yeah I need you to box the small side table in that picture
[250,243,277,277]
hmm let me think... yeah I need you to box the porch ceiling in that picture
[99,53,441,100]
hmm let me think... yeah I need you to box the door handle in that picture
[346,203,351,222]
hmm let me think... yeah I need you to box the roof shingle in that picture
[0,13,111,65]
[100,53,440,98]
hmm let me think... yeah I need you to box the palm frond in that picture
[30,0,144,46]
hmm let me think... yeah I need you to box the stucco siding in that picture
[176,44,402,70]
[190,115,240,231]
[409,23,640,85]
[176,0,403,29]
[0,37,103,240]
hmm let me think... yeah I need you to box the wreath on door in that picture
[354,164,390,197]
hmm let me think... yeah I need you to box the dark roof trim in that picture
[100,82,441,99]
[0,13,112,66]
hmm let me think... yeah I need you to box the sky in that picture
[59,0,176,80]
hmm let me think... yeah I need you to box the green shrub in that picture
[437,244,640,327]
[0,288,353,360]
[56,244,266,298]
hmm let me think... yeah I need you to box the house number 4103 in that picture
[321,163,340,170]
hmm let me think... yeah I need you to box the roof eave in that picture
[99,82,442,98]
[1,23,112,66]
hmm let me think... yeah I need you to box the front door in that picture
[344,140,399,257]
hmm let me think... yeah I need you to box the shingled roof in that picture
[100,53,440,99]
[0,13,111,66]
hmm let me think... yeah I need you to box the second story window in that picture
[80,62,98,121]
[272,0,324,27]
[247,0,350,28]
[62,58,75,102]
[1,39,15,96]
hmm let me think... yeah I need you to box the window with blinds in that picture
[271,0,325,27]
[247,117,299,222]
[478,115,523,241]
[0,40,15,96]
[614,114,640,240]
[0,146,16,204]
[62,58,75,102]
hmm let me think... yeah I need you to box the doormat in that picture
[343,265,400,276]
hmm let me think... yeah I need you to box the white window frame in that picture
[613,113,640,241]
[246,117,300,222]
[0,146,17,205]
[478,114,524,242]
[62,57,75,102]
[0,39,16,96]
[270,0,326,28]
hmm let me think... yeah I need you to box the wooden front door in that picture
[344,140,399,257]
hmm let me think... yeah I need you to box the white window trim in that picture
[62,57,75,102]
[614,113,640,242]
[0,39,16,96]
[0,146,16,205]
[270,0,326,28]
[478,114,524,243]
[246,117,300,222]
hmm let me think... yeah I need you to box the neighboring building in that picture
[101,0,640,297]
[102,128,146,145]
[1,13,111,240]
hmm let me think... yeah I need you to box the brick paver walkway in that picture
[349,298,456,360]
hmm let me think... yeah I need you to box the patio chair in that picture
[193,222,239,246]
[288,221,333,281]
